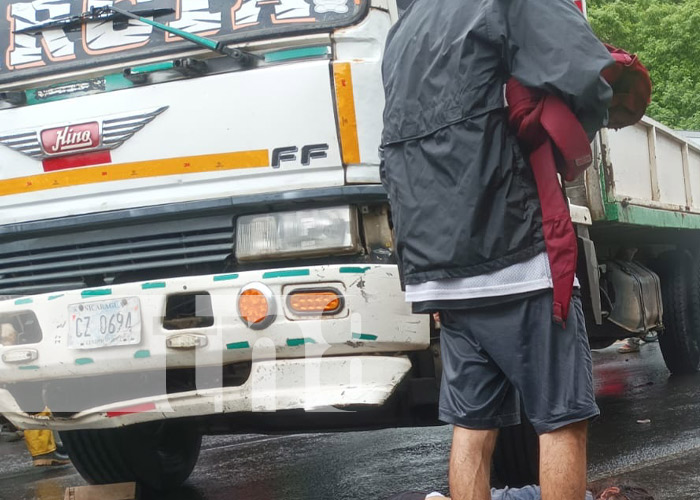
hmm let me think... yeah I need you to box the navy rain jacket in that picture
[381,0,613,287]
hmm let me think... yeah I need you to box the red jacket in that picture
[506,46,651,325]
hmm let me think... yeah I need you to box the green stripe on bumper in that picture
[81,289,112,298]
[286,338,317,347]
[141,282,166,290]
[339,266,371,274]
[352,333,378,341]
[263,269,310,279]
[214,274,239,282]
[226,341,251,350]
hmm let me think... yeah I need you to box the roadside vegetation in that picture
[588,0,700,129]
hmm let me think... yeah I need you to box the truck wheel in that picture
[657,250,700,374]
[60,421,201,491]
[492,419,539,487]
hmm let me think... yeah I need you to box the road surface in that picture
[1,341,699,500]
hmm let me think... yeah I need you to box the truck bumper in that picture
[1,355,411,430]
[0,264,429,429]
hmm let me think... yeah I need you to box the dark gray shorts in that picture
[438,290,599,435]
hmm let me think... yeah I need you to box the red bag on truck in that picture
[601,44,652,130]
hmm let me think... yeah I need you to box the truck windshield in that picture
[0,0,368,86]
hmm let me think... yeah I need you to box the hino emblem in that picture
[41,122,100,155]
[0,106,169,160]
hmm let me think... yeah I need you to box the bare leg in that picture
[539,420,588,500]
[449,426,498,500]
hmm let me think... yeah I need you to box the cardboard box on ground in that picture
[64,482,138,500]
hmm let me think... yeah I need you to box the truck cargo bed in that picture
[586,116,700,230]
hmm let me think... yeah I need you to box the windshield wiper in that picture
[109,6,258,64]
[15,5,259,65]
[13,6,174,34]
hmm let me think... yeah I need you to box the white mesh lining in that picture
[405,252,578,302]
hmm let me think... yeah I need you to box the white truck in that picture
[0,0,697,491]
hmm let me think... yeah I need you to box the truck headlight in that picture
[235,206,360,261]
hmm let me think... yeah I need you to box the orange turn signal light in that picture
[288,290,344,315]
[238,289,269,325]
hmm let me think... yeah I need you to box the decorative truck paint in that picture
[0,0,368,84]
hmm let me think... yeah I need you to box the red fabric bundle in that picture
[506,81,588,325]
[601,44,652,129]
[506,44,650,324]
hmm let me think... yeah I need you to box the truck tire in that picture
[657,250,700,374]
[492,419,539,487]
[60,421,201,491]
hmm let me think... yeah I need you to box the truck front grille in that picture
[0,215,234,296]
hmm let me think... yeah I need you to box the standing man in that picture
[380,1,613,500]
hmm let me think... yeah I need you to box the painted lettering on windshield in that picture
[1,0,366,81]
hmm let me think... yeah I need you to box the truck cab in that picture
[0,0,439,489]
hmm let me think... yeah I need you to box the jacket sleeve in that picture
[495,0,614,138]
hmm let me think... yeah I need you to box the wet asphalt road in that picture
[2,341,700,500]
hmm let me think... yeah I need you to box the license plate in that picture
[68,297,141,349]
